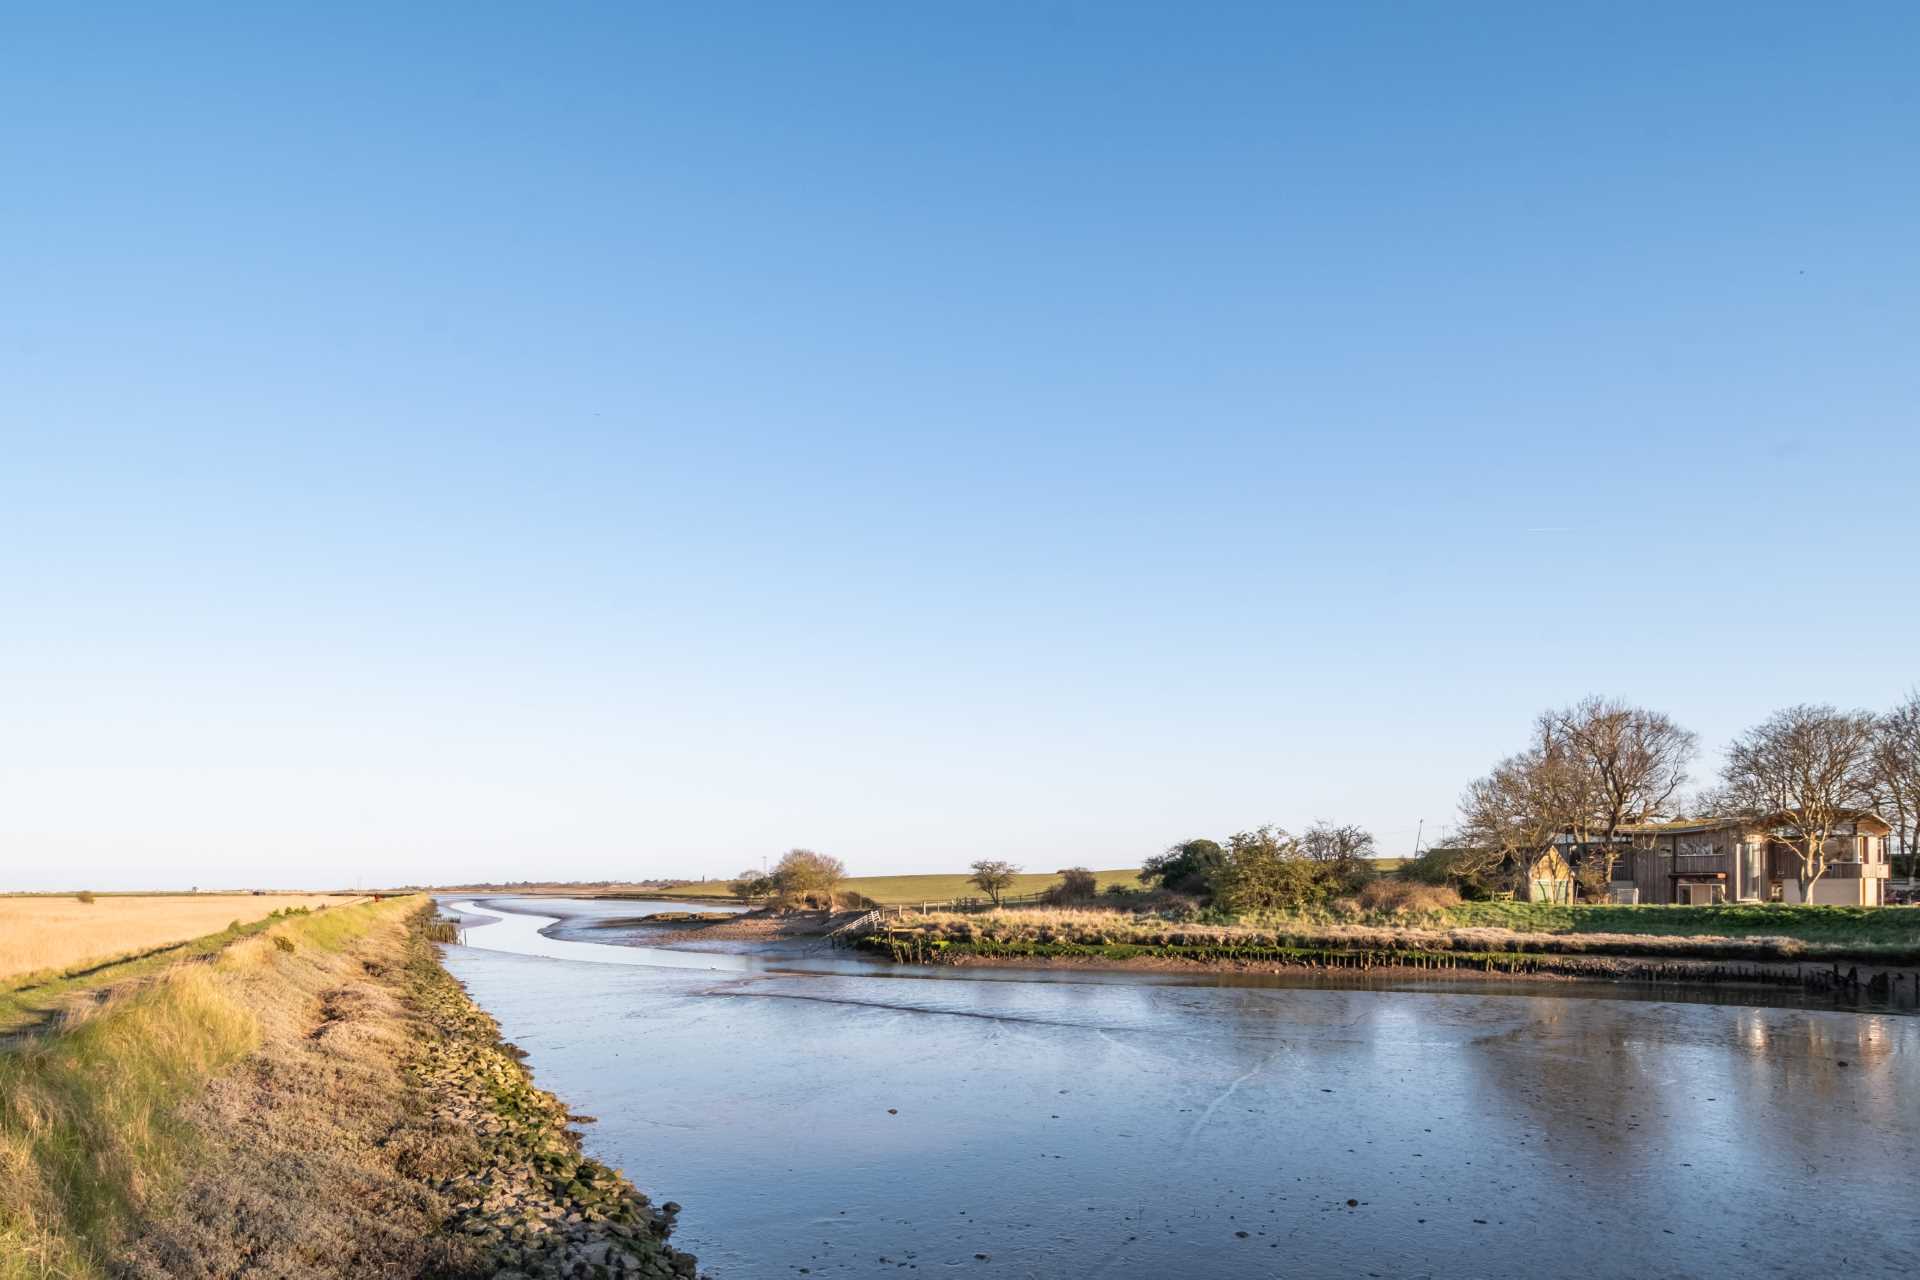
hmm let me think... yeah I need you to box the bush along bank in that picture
[404,920,698,1280]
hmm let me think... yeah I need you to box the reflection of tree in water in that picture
[1460,999,1918,1206]
[1459,1000,1665,1183]
[1729,1010,1906,1143]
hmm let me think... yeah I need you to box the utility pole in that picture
[1412,819,1424,860]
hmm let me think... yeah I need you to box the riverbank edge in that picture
[0,899,700,1279]
[406,909,701,1280]
[855,934,1920,998]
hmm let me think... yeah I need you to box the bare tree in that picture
[1549,697,1698,883]
[1720,705,1878,902]
[967,859,1020,906]
[1455,747,1574,894]
[1299,822,1376,863]
[1868,691,1920,877]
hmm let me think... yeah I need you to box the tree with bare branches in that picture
[1454,746,1574,894]
[1299,822,1376,863]
[1868,691,1920,878]
[1720,705,1878,902]
[1548,697,1698,883]
[967,859,1020,906]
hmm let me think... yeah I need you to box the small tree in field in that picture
[968,859,1020,906]
[729,870,773,905]
[771,849,846,908]
[1721,704,1878,902]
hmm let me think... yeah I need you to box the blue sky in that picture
[3,4,1916,889]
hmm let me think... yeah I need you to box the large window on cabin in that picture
[1740,842,1764,899]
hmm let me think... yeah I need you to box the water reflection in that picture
[436,896,1920,1279]
[446,901,759,972]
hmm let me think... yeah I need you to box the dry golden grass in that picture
[0,895,350,982]
[0,896,453,1279]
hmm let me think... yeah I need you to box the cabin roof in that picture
[1616,810,1890,837]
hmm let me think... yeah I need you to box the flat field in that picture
[661,868,1146,905]
[0,894,350,982]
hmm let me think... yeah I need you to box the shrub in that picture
[770,849,846,906]
[1142,839,1226,898]
[1044,867,1100,905]
[1405,846,1502,894]
[74,891,95,905]
[1218,827,1352,911]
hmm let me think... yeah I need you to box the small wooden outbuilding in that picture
[1514,849,1573,903]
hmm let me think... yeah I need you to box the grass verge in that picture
[0,897,412,1276]
[0,898,696,1279]
[1436,900,1920,945]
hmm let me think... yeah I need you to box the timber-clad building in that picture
[1581,812,1893,906]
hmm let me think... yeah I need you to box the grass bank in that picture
[861,904,1920,971]
[0,897,696,1279]
[1436,900,1920,946]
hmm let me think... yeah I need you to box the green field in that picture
[661,868,1144,906]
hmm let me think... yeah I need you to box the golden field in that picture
[0,894,354,981]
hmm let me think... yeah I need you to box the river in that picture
[438,896,1917,1279]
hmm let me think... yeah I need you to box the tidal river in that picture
[439,897,1917,1279]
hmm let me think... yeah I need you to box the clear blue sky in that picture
[3,4,1916,890]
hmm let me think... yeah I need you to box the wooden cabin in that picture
[1584,812,1893,906]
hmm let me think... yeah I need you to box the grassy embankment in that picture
[1440,900,1919,945]
[0,897,694,1279]
[861,901,1920,973]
